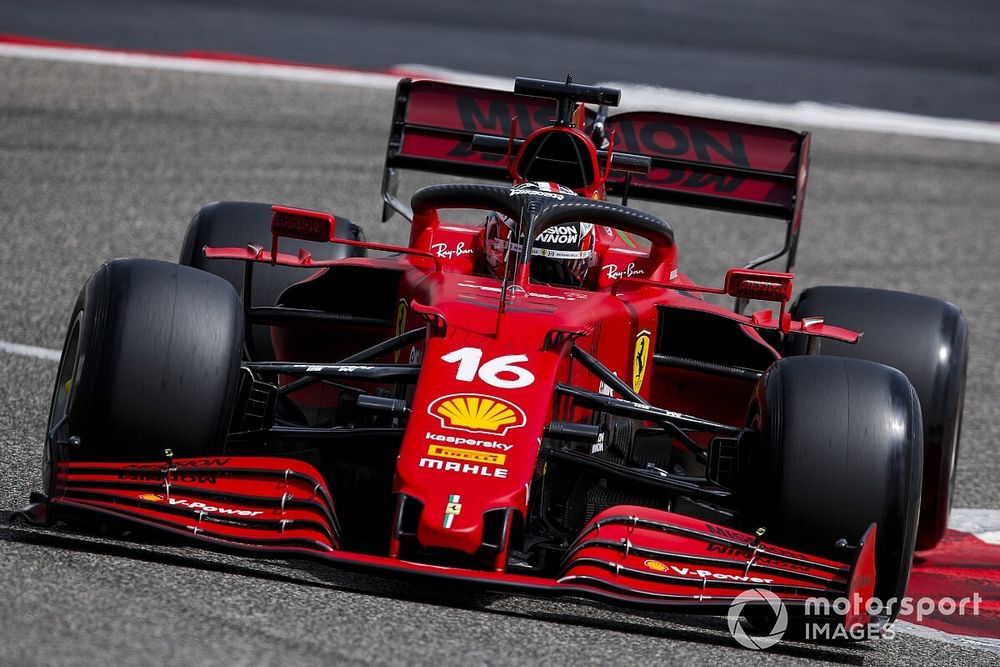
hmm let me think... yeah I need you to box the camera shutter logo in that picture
[727,588,789,650]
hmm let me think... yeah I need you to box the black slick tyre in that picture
[44,259,244,492]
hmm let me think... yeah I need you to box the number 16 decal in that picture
[441,347,535,389]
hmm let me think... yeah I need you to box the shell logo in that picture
[644,559,669,573]
[138,493,164,502]
[428,393,526,435]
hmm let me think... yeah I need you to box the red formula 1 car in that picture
[22,76,968,633]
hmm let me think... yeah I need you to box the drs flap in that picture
[604,111,808,219]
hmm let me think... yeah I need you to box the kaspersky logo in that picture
[428,394,526,436]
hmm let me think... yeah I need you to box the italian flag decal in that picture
[443,494,462,529]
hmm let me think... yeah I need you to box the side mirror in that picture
[724,269,793,303]
[270,205,336,264]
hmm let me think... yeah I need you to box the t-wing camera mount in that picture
[513,75,621,128]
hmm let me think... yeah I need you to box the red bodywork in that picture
[36,77,876,629]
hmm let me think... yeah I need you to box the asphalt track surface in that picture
[1,53,999,665]
[2,0,999,122]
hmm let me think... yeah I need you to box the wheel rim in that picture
[44,315,81,494]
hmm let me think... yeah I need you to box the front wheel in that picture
[45,259,244,493]
[747,356,923,614]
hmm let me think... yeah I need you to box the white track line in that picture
[0,43,401,89]
[2,42,1000,144]
[894,621,1000,654]
[0,340,61,362]
[949,508,1000,545]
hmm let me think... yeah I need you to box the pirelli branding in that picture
[426,444,506,466]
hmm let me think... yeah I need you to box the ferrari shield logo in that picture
[633,330,651,393]
[393,299,407,361]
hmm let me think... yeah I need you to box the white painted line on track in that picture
[893,621,1000,654]
[0,43,402,90]
[949,508,1000,545]
[948,508,1000,533]
[3,42,1000,145]
[0,340,61,362]
[978,532,1000,546]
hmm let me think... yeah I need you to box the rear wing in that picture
[381,78,811,271]
[381,78,596,220]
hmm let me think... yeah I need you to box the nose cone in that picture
[393,334,559,557]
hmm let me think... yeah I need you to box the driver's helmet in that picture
[483,183,597,287]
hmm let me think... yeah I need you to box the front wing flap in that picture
[45,456,340,551]
[561,506,875,619]
[28,457,875,624]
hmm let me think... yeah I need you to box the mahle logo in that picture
[727,588,789,650]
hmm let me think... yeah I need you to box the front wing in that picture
[20,456,876,626]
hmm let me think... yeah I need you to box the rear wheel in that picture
[789,286,968,550]
[44,259,244,493]
[179,201,365,360]
[747,356,923,613]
